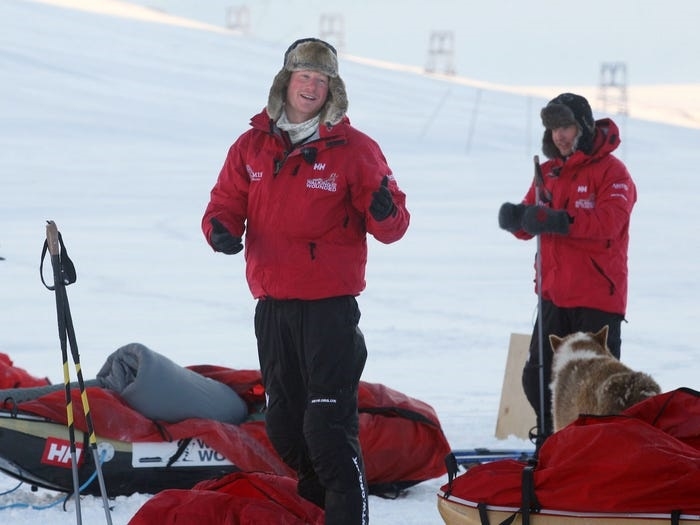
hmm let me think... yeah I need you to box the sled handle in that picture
[46,220,60,256]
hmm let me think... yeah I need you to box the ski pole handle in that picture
[533,155,543,187]
[533,155,552,205]
[46,220,60,256]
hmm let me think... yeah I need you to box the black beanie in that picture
[540,93,595,158]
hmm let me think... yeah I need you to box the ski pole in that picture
[43,221,82,523]
[42,221,113,525]
[532,156,548,451]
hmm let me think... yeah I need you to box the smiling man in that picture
[201,38,410,525]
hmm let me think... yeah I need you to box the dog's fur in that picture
[549,326,661,432]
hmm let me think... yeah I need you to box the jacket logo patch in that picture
[574,194,596,209]
[306,173,337,192]
[313,162,326,171]
[577,185,588,193]
[246,164,263,181]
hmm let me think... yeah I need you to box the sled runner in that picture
[438,388,700,525]
[0,344,451,498]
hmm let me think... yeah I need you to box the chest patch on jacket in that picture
[246,164,263,182]
[306,173,338,192]
[574,193,596,209]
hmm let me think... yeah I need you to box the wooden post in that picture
[495,333,536,440]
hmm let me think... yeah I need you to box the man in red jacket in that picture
[498,93,636,449]
[202,38,410,524]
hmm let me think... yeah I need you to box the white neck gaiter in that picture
[276,111,320,145]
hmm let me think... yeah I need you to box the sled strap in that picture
[477,502,490,525]
[519,464,540,525]
[496,510,518,525]
[443,452,459,497]
[476,503,523,525]
[478,502,522,525]
[166,438,192,467]
[484,464,541,525]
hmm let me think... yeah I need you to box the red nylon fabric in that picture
[441,388,700,514]
[10,366,450,487]
[128,472,324,525]
[0,353,50,389]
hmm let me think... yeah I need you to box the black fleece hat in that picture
[540,93,595,158]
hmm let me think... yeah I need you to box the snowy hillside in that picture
[1,0,699,523]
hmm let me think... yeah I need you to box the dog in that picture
[549,325,661,432]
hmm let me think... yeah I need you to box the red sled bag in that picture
[128,471,324,525]
[0,353,50,389]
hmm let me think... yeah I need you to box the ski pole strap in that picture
[40,230,77,290]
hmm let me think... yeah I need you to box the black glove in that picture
[210,218,243,254]
[498,202,528,233]
[369,175,396,222]
[521,206,571,235]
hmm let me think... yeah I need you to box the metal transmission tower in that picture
[319,13,345,53]
[225,5,250,34]
[425,31,456,75]
[598,62,629,116]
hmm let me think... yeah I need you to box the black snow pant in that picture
[254,295,369,525]
[522,299,624,447]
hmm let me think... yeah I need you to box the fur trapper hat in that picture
[267,38,348,127]
[540,92,595,158]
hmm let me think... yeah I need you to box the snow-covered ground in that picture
[1,0,699,523]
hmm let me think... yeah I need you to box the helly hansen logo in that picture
[313,162,326,171]
[41,437,84,469]
[577,185,588,193]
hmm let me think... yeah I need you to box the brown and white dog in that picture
[549,326,661,432]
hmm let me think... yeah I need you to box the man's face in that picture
[551,124,580,156]
[285,70,329,123]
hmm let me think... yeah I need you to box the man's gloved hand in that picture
[498,202,528,233]
[210,218,243,254]
[521,206,571,235]
[369,175,396,222]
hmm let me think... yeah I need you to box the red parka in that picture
[202,109,410,300]
[514,118,636,315]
